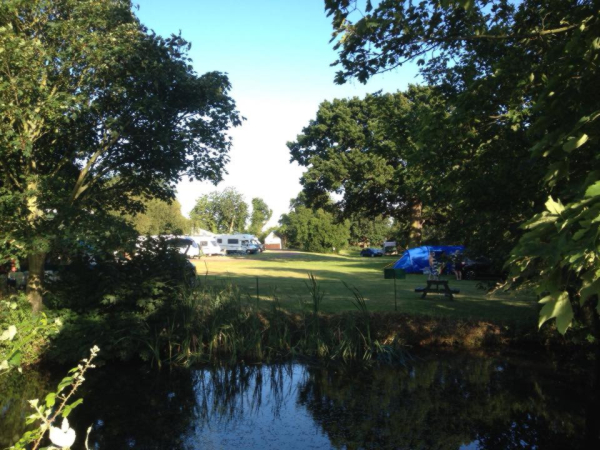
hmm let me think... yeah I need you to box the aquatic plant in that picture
[135,274,410,367]
[10,346,99,450]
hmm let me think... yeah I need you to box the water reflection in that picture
[297,354,587,450]
[0,369,51,447]
[0,352,592,449]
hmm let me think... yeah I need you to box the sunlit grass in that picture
[192,250,537,324]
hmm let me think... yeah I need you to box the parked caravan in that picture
[188,235,224,256]
[216,234,260,255]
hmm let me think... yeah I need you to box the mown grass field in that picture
[191,250,538,325]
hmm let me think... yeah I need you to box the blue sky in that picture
[135,0,420,228]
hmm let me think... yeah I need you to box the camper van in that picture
[215,234,260,255]
[188,235,224,256]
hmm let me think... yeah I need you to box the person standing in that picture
[452,250,464,281]
[428,251,440,280]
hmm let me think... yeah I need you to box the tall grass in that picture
[143,274,409,367]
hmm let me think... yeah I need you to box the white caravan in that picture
[216,234,261,255]
[188,235,224,256]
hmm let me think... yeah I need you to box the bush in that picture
[47,238,195,313]
[0,294,62,372]
[42,238,196,363]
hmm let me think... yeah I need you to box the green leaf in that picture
[545,196,564,215]
[62,398,84,418]
[45,393,56,408]
[568,251,584,263]
[9,350,22,366]
[585,181,600,198]
[57,376,74,393]
[460,0,474,10]
[572,229,587,241]
[538,292,573,334]
[524,213,556,229]
[562,133,589,152]
[580,278,600,307]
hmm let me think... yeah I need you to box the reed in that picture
[142,274,410,367]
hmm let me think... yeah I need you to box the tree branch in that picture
[70,130,121,203]
[444,23,580,42]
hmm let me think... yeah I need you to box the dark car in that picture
[462,256,495,279]
[360,248,384,257]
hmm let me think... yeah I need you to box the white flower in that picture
[49,418,76,449]
[0,325,17,341]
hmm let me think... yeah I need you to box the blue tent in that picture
[392,245,465,274]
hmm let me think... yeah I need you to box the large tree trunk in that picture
[228,214,236,234]
[25,181,47,313]
[409,201,423,247]
[26,252,46,314]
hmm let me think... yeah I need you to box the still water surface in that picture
[0,351,589,449]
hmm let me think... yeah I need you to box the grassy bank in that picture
[192,250,537,324]
[0,250,548,370]
[124,280,560,367]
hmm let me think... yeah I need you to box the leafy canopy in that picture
[0,0,241,310]
[324,0,600,335]
[249,198,273,237]
[122,198,190,236]
[288,85,540,260]
[190,187,249,234]
[0,0,241,251]
[279,197,350,253]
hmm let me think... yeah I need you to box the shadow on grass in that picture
[219,250,398,264]
[197,271,537,323]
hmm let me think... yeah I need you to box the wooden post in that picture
[256,276,259,307]
[393,273,398,312]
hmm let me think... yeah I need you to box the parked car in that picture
[462,256,495,279]
[245,243,260,255]
[360,248,384,257]
[165,237,201,258]
[253,238,264,253]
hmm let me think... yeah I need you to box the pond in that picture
[0,351,593,449]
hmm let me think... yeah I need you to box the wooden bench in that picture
[415,280,459,300]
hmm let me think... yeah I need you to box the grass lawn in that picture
[191,250,538,325]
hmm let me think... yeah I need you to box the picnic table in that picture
[415,280,459,300]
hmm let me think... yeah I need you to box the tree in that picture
[0,0,241,311]
[325,0,599,335]
[349,215,392,248]
[190,187,249,234]
[288,90,422,244]
[124,198,190,236]
[279,203,350,253]
[248,198,273,237]
[288,86,540,260]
